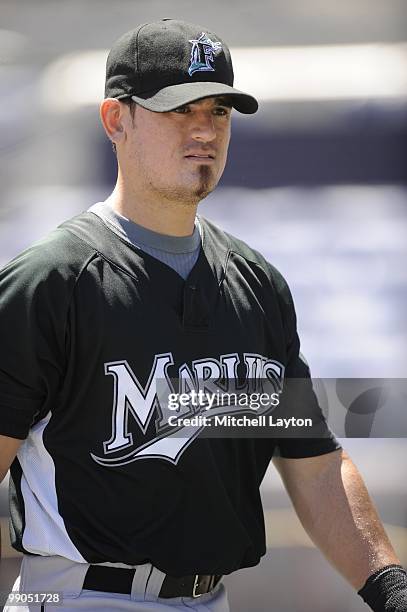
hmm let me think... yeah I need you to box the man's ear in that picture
[99,98,126,148]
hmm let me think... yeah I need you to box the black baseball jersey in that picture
[0,211,340,576]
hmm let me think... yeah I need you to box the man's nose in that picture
[191,111,216,142]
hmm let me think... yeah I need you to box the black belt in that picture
[83,565,223,599]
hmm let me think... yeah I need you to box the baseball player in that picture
[0,18,406,612]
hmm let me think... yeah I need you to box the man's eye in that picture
[214,107,230,116]
[173,106,190,114]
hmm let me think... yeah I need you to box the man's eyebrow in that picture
[181,97,233,109]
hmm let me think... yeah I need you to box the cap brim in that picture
[131,81,258,114]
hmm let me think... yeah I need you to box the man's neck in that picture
[106,182,198,238]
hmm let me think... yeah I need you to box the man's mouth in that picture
[184,153,215,162]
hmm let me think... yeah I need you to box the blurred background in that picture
[0,1,406,610]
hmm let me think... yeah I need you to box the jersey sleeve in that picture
[271,268,342,459]
[0,235,78,439]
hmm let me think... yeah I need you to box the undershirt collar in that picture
[88,201,201,254]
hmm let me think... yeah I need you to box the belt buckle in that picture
[192,574,202,598]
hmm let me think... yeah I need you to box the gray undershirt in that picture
[88,201,201,280]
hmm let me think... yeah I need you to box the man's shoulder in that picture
[0,212,99,286]
[200,216,289,294]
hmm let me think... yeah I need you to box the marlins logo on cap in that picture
[188,33,223,76]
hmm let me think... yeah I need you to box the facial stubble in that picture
[154,164,217,206]
[193,165,216,201]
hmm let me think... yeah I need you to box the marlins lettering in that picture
[91,352,284,466]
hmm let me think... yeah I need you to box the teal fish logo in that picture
[188,33,222,76]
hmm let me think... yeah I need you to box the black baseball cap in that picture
[105,19,258,114]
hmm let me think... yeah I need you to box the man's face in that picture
[121,96,232,204]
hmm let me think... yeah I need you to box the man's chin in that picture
[193,180,216,200]
[192,166,218,200]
